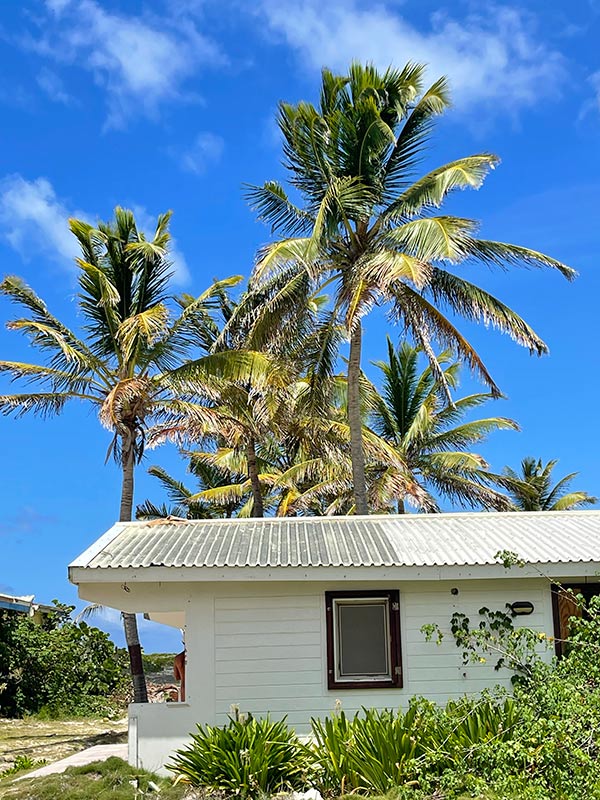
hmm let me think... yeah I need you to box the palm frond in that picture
[389,282,501,395]
[0,391,82,417]
[427,269,548,355]
[426,417,519,450]
[466,240,575,280]
[384,216,479,263]
[384,154,499,219]
[245,181,314,235]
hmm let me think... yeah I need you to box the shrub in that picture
[310,708,356,794]
[0,755,46,777]
[311,701,444,795]
[0,602,128,718]
[168,711,312,797]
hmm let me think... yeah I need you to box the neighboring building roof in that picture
[0,592,55,616]
[70,510,600,572]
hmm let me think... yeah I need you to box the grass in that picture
[0,716,127,775]
[0,757,191,800]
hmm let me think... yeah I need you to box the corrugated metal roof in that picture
[70,511,600,571]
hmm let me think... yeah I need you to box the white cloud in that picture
[174,132,225,175]
[37,67,72,105]
[578,71,600,121]
[31,0,225,128]
[0,176,190,285]
[589,71,600,110]
[44,0,73,13]
[132,206,191,287]
[0,175,82,269]
[254,1,566,113]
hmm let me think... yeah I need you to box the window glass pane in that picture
[337,601,390,678]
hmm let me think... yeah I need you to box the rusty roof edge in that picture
[68,523,128,571]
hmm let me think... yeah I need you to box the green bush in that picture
[141,652,176,674]
[417,596,600,798]
[168,595,600,800]
[310,708,355,794]
[0,602,128,718]
[168,711,312,797]
[311,703,439,795]
[0,755,46,777]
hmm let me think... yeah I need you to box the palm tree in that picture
[136,458,245,520]
[0,207,273,701]
[502,458,597,511]
[248,62,575,514]
[369,338,517,512]
[156,273,343,518]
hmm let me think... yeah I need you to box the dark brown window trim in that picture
[325,589,402,690]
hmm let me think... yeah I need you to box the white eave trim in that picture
[68,561,600,585]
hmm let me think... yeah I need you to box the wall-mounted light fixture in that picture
[510,601,534,616]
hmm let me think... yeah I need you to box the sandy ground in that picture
[0,717,127,774]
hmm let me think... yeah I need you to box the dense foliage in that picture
[0,604,127,718]
[168,711,311,796]
[168,596,600,800]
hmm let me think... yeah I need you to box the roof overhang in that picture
[69,561,600,585]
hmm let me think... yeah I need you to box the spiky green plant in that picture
[168,713,311,797]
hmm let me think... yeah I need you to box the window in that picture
[325,590,402,689]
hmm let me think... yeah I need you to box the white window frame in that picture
[333,596,392,683]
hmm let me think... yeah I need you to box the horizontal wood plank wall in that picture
[212,578,552,730]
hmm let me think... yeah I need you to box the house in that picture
[0,592,56,622]
[69,510,600,773]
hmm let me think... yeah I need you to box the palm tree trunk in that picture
[246,437,264,517]
[348,322,369,515]
[120,431,148,704]
[397,498,406,514]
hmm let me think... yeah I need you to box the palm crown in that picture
[502,457,597,511]
[248,62,575,514]
[370,339,517,512]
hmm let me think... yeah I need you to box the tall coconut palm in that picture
[248,62,575,514]
[502,458,597,511]
[0,207,274,702]
[369,338,517,512]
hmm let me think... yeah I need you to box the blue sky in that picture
[0,0,599,652]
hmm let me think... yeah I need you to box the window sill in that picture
[327,678,402,690]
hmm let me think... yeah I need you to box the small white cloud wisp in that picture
[174,132,225,175]
[32,0,225,128]
[0,175,190,285]
[0,175,81,269]
[36,67,73,105]
[254,0,566,114]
